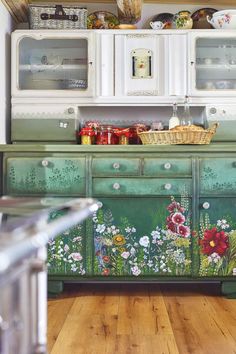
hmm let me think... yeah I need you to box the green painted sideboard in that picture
[1,144,236,297]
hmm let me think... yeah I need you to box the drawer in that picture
[6,157,86,195]
[93,178,191,196]
[92,158,141,176]
[200,158,236,195]
[143,158,191,176]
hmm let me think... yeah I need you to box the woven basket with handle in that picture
[138,123,219,145]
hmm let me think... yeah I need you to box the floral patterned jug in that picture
[174,10,193,29]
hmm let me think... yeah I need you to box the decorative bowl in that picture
[207,9,236,29]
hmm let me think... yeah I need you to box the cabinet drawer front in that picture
[92,158,141,176]
[93,178,191,196]
[200,158,236,194]
[6,157,86,195]
[143,158,191,176]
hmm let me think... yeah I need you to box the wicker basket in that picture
[138,123,219,145]
[29,5,87,30]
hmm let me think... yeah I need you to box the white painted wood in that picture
[96,34,114,97]
[11,30,96,98]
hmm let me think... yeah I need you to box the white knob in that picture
[113,183,120,190]
[41,160,49,167]
[97,201,103,208]
[203,202,210,210]
[113,162,120,170]
[164,162,172,170]
[68,107,74,114]
[164,183,172,190]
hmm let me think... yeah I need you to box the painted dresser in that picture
[1,143,236,297]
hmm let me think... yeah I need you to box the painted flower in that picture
[70,252,83,261]
[131,266,141,276]
[64,244,70,253]
[167,221,177,233]
[207,252,221,264]
[121,251,130,259]
[102,268,110,276]
[96,224,106,233]
[139,236,150,247]
[102,255,110,263]
[71,265,78,272]
[217,219,229,230]
[103,238,113,246]
[113,234,126,246]
[171,212,185,225]
[167,201,185,213]
[177,225,190,238]
[200,227,229,256]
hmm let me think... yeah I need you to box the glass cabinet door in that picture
[16,35,94,96]
[190,35,236,95]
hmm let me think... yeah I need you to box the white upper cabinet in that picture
[189,31,236,97]
[11,30,95,98]
[115,33,187,102]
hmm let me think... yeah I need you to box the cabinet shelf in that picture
[196,64,236,70]
[19,64,87,71]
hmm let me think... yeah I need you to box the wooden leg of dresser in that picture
[221,281,236,298]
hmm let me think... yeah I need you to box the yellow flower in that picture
[113,234,126,246]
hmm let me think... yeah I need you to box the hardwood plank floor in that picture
[47,283,236,354]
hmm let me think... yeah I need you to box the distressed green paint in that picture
[93,196,192,277]
[200,158,236,194]
[143,158,191,176]
[6,157,86,195]
[197,198,236,277]
[92,157,141,176]
[93,178,191,196]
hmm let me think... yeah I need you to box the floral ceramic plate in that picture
[87,11,120,29]
[149,13,174,29]
[191,8,218,29]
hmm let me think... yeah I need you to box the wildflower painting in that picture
[93,196,192,277]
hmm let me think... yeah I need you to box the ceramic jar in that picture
[174,11,193,29]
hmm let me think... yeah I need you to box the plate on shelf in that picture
[191,8,218,29]
[149,13,174,29]
[87,11,119,29]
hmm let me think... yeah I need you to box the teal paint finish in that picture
[92,157,141,176]
[93,197,192,277]
[6,157,86,195]
[197,198,236,277]
[200,158,236,195]
[92,178,191,196]
[143,158,191,176]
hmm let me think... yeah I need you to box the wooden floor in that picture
[47,283,236,354]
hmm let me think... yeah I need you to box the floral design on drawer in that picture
[47,210,86,276]
[199,208,236,277]
[92,195,192,277]
[7,158,86,195]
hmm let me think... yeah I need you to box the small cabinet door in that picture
[11,31,95,98]
[196,198,236,277]
[115,33,187,100]
[92,196,192,278]
[189,32,236,97]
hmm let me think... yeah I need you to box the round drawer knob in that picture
[164,183,172,190]
[202,202,210,210]
[97,201,103,208]
[68,107,75,114]
[41,160,49,167]
[164,162,172,170]
[113,162,120,170]
[113,183,121,190]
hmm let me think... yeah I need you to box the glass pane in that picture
[18,37,88,90]
[195,37,236,90]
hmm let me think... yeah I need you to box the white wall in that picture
[0,2,14,144]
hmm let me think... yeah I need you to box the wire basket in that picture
[138,123,219,145]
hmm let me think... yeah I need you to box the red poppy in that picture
[102,255,110,263]
[102,268,110,276]
[200,227,229,256]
